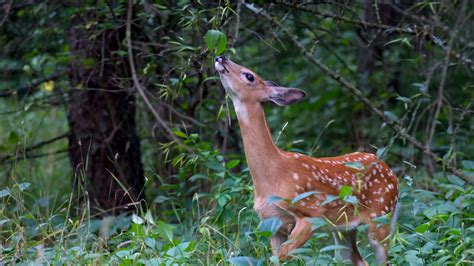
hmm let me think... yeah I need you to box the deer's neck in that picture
[232,99,283,195]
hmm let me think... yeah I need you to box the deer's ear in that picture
[267,86,307,106]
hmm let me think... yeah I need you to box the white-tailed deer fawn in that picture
[215,56,399,265]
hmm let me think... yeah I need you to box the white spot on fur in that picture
[293,173,300,181]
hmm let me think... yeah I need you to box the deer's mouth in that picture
[214,61,229,74]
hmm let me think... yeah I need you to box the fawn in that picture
[214,55,399,265]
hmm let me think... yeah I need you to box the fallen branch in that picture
[245,3,472,183]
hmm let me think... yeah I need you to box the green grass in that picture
[1,145,473,265]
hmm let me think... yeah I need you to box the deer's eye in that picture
[244,73,255,82]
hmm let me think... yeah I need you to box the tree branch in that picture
[0,71,66,97]
[0,133,69,164]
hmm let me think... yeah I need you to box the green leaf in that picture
[17,182,31,191]
[343,195,358,205]
[321,195,338,206]
[339,185,352,198]
[319,245,351,252]
[307,217,327,230]
[228,256,262,266]
[131,214,144,224]
[376,147,387,159]
[204,161,225,172]
[415,223,430,233]
[395,96,411,103]
[189,174,208,182]
[258,217,282,236]
[383,111,399,122]
[344,162,364,170]
[461,160,474,170]
[205,30,227,55]
[447,174,465,186]
[0,188,11,198]
[226,160,240,169]
[173,130,187,138]
[267,195,283,204]
[292,191,316,204]
[156,220,174,243]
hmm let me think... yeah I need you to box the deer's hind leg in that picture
[333,229,367,266]
[270,232,288,256]
[367,222,391,265]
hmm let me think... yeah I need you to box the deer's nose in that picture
[215,55,225,63]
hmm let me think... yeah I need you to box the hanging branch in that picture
[244,2,472,183]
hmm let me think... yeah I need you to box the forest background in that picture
[1,0,473,264]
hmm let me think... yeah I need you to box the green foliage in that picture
[1,0,473,265]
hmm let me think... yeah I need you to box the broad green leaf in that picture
[447,174,465,186]
[204,161,225,172]
[0,188,11,198]
[131,214,144,224]
[173,130,187,138]
[17,182,31,191]
[344,162,364,170]
[258,217,282,236]
[205,30,227,55]
[306,217,327,230]
[228,256,262,266]
[156,220,174,243]
[339,186,352,198]
[461,160,474,170]
[319,244,351,252]
[189,174,208,182]
[376,147,387,159]
[395,95,411,103]
[267,195,283,204]
[321,195,338,206]
[343,195,358,205]
[226,160,240,169]
[292,191,316,204]
[383,111,399,122]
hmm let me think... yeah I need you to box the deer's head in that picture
[214,56,306,106]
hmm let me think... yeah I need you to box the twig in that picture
[0,133,68,163]
[0,0,12,27]
[245,2,472,183]
[126,0,190,151]
[0,72,66,97]
[232,0,243,45]
[1,148,70,164]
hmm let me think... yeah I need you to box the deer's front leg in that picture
[278,217,312,261]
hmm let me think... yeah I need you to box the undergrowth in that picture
[1,138,473,265]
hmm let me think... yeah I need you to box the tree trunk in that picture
[67,6,145,215]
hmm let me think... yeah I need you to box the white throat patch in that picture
[232,98,249,124]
